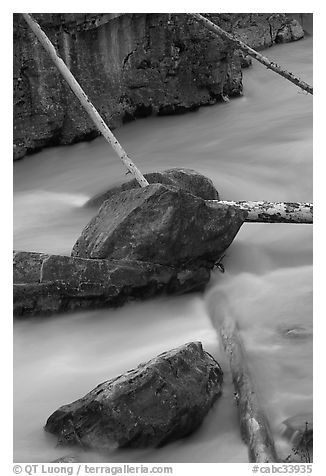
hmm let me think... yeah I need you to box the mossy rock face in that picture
[45,342,223,450]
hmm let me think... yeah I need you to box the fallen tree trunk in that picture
[207,200,313,224]
[215,312,278,462]
[190,13,313,95]
[22,13,149,188]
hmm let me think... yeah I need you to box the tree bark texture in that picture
[215,313,278,462]
[207,200,313,224]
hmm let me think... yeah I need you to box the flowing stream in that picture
[13,35,312,463]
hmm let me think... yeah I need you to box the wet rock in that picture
[13,13,243,160]
[13,251,210,316]
[13,251,210,317]
[85,168,219,208]
[289,14,313,35]
[276,20,304,43]
[45,342,223,450]
[238,51,252,69]
[225,14,304,51]
[282,413,313,452]
[72,183,246,266]
[13,14,303,160]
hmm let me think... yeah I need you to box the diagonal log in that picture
[190,13,313,95]
[207,200,313,224]
[212,309,278,462]
[21,13,149,188]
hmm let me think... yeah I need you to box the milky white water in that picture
[13,35,312,463]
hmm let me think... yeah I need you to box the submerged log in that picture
[216,313,278,462]
[22,13,149,188]
[207,200,313,224]
[190,13,313,95]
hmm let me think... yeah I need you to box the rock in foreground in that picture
[85,168,219,208]
[13,251,210,316]
[281,413,313,449]
[45,342,223,450]
[72,183,247,267]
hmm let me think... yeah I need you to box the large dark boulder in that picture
[85,168,219,208]
[45,342,223,450]
[13,251,210,317]
[72,183,247,267]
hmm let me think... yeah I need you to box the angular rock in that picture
[45,342,223,450]
[13,251,210,317]
[85,168,219,208]
[72,183,247,266]
[276,20,304,44]
[228,13,304,51]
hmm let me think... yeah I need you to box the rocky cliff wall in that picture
[13,13,304,160]
[289,13,313,35]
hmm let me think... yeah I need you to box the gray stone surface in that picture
[13,251,210,316]
[72,184,247,267]
[282,413,313,450]
[45,342,223,450]
[85,168,219,208]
